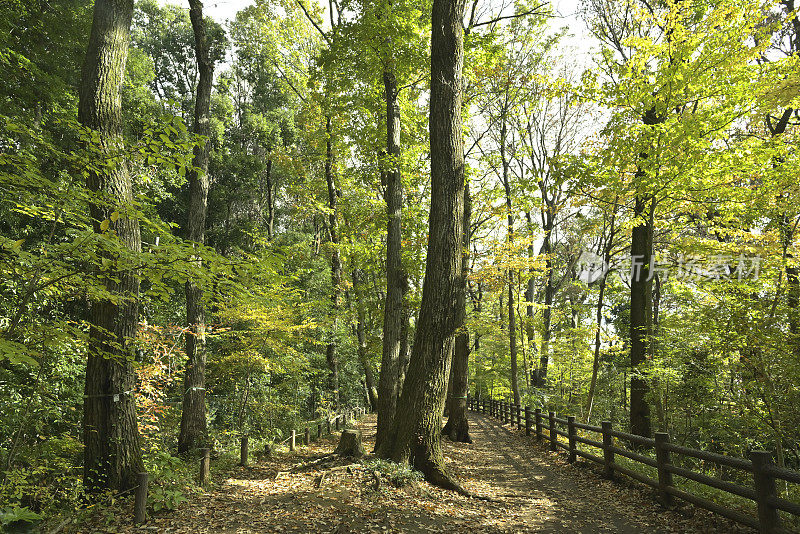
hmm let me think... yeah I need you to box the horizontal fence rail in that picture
[130,406,365,525]
[467,398,799,534]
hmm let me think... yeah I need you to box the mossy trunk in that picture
[79,0,144,492]
[383,0,467,491]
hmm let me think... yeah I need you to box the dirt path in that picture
[89,413,749,533]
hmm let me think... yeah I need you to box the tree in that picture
[382,0,466,491]
[442,184,473,443]
[178,0,217,456]
[78,0,144,491]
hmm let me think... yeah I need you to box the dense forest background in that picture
[1,0,799,528]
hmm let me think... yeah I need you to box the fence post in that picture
[290,430,296,451]
[548,411,557,451]
[304,427,310,446]
[199,448,210,485]
[240,435,249,466]
[327,417,331,434]
[535,408,542,439]
[317,423,322,439]
[567,416,577,463]
[505,402,510,425]
[602,421,614,479]
[134,472,148,524]
[482,399,487,414]
[654,432,673,507]
[749,450,781,534]
[516,404,522,428]
[524,406,531,436]
[335,415,341,431]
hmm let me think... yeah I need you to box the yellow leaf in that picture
[110,211,119,223]
[100,219,110,232]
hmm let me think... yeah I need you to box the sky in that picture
[160,0,596,58]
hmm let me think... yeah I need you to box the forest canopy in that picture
[1,0,799,528]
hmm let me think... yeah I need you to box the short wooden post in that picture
[504,402,510,424]
[749,450,781,533]
[548,411,557,451]
[290,429,296,451]
[535,408,542,439]
[602,421,614,479]
[304,427,310,446]
[240,435,249,466]
[134,472,148,524]
[199,448,210,485]
[326,417,331,434]
[482,399,487,414]
[335,415,341,431]
[654,432,673,507]
[317,423,323,439]
[524,406,531,436]
[516,404,522,428]
[567,416,577,463]
[510,404,516,427]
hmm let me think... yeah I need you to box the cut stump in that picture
[334,429,364,458]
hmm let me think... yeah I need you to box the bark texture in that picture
[178,0,215,456]
[629,194,654,439]
[383,0,466,491]
[79,0,144,492]
[375,68,405,454]
[443,185,472,443]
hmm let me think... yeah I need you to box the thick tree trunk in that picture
[443,184,472,443]
[629,194,654,438]
[79,0,144,492]
[178,0,215,457]
[383,0,466,491]
[375,68,405,454]
[325,115,341,410]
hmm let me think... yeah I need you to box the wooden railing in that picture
[133,406,366,525]
[468,398,800,534]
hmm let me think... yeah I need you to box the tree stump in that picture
[334,429,364,458]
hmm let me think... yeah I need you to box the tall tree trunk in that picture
[396,304,411,400]
[383,0,466,491]
[586,207,616,422]
[500,132,519,406]
[375,68,405,454]
[525,211,536,387]
[324,115,341,411]
[178,0,215,456]
[353,269,379,411]
[536,234,553,386]
[629,194,654,438]
[443,184,472,443]
[79,0,144,492]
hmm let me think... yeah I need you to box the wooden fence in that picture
[133,406,366,525]
[468,398,800,534]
